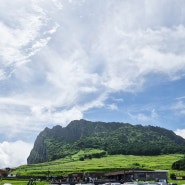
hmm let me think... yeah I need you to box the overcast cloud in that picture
[0,0,185,168]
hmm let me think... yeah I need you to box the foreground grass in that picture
[13,152,185,177]
[0,179,49,185]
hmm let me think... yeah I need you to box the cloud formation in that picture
[0,0,185,167]
[175,129,185,139]
[0,141,33,168]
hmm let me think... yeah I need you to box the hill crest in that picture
[27,119,185,164]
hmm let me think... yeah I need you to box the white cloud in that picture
[107,104,118,111]
[171,100,185,115]
[0,141,33,168]
[0,0,185,133]
[0,0,59,77]
[112,98,124,102]
[128,109,159,124]
[175,129,185,139]
[97,25,185,90]
[0,0,185,166]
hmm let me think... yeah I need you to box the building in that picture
[104,170,168,182]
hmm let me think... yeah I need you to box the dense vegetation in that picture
[27,119,185,164]
[172,156,185,170]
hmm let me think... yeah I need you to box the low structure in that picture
[104,170,168,182]
[0,169,9,177]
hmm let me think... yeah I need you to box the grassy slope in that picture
[13,150,185,177]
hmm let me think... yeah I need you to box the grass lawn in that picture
[11,153,185,183]
[0,179,50,185]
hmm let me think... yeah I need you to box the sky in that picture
[0,0,185,168]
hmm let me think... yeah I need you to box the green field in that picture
[2,152,185,184]
[0,179,49,185]
[12,151,185,178]
[6,150,185,184]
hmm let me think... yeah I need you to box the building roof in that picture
[104,170,168,176]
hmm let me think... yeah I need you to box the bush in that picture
[170,173,176,180]
[79,157,84,161]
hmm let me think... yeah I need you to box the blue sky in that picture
[0,0,185,168]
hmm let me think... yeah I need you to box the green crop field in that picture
[12,151,185,178]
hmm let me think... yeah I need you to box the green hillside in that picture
[27,120,185,164]
[15,152,185,177]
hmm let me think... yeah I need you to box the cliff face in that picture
[27,119,185,164]
[27,128,49,164]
